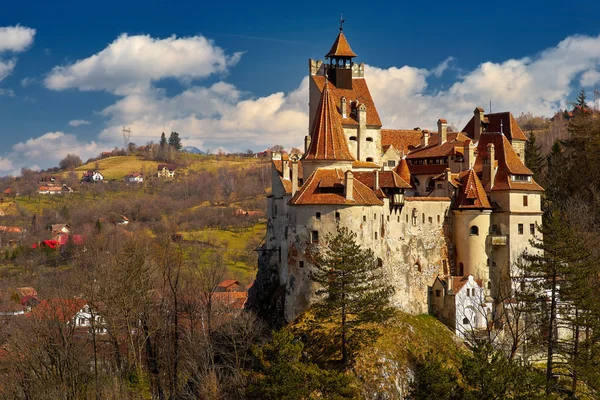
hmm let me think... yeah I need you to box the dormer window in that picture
[511,174,531,182]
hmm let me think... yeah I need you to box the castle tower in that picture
[452,169,492,290]
[325,29,357,90]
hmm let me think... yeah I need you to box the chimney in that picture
[357,103,367,125]
[437,119,447,145]
[341,96,347,118]
[483,143,495,192]
[291,155,299,195]
[374,169,380,191]
[345,170,354,200]
[463,140,475,169]
[304,135,311,154]
[444,167,452,193]
[282,157,290,180]
[473,107,484,143]
[421,130,430,147]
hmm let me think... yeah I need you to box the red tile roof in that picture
[381,129,422,154]
[31,298,87,323]
[396,158,412,184]
[406,132,471,159]
[325,32,357,58]
[352,160,379,169]
[217,279,240,290]
[462,112,527,142]
[353,170,411,190]
[474,133,543,192]
[312,75,382,127]
[304,81,354,161]
[289,168,383,206]
[454,169,492,209]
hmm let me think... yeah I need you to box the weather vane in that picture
[340,14,345,32]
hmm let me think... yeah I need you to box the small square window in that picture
[316,212,321,220]
[530,223,535,235]
[387,160,396,167]
[518,224,524,235]
[311,231,319,242]
[435,290,441,297]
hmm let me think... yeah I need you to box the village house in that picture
[157,164,176,178]
[31,299,106,334]
[258,28,543,335]
[125,172,144,183]
[38,185,73,195]
[81,170,104,183]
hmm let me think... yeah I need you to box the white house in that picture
[82,170,104,183]
[126,172,144,183]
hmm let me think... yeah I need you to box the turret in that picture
[473,107,484,143]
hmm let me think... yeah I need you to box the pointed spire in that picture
[396,157,412,186]
[303,82,354,161]
[325,32,357,58]
[454,169,492,209]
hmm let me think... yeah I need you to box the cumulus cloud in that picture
[10,131,100,173]
[0,157,14,172]
[431,56,455,78]
[44,33,243,95]
[68,119,90,127]
[0,25,35,83]
[0,25,36,53]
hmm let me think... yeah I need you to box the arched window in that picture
[366,157,374,162]
[470,226,479,236]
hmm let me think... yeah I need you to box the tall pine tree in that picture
[168,131,182,151]
[158,132,168,160]
[524,130,545,184]
[308,227,394,366]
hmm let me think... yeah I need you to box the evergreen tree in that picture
[574,89,588,110]
[158,132,168,160]
[159,132,167,147]
[524,131,545,183]
[168,131,182,151]
[308,227,394,366]
[408,351,460,400]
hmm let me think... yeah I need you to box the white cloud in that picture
[0,157,14,172]
[0,25,36,53]
[21,76,35,87]
[68,119,91,127]
[44,33,243,95]
[10,131,100,173]
[0,88,14,97]
[431,56,455,78]
[0,25,35,83]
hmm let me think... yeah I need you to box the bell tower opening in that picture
[325,18,356,90]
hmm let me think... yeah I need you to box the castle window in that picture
[406,214,409,223]
[387,160,396,167]
[349,136,357,141]
[518,224,524,235]
[366,157,374,162]
[491,224,499,234]
[523,195,528,207]
[335,212,340,221]
[311,231,319,242]
[363,215,366,222]
[398,216,400,223]
[374,232,378,240]
[470,226,479,236]
[428,216,432,224]
[435,290,441,297]
[463,317,470,325]
[530,223,535,235]
[488,281,491,289]
[466,289,470,297]
[316,212,321,220]
[299,261,304,269]
[422,213,425,224]
[387,215,390,222]
[414,262,421,272]
[374,213,377,220]
[437,183,443,189]
[366,137,373,142]
[437,215,440,223]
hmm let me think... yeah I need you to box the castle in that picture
[260,28,543,336]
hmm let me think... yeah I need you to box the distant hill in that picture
[182,146,205,154]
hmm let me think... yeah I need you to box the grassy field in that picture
[72,154,268,181]
[182,222,265,285]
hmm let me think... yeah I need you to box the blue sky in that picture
[1,0,600,173]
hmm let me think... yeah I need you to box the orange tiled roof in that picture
[353,170,411,190]
[381,129,422,155]
[453,169,492,209]
[325,32,357,58]
[312,75,382,127]
[396,158,412,184]
[352,160,379,169]
[474,133,543,192]
[304,81,354,161]
[406,132,471,159]
[289,168,383,206]
[405,197,451,202]
[406,163,448,176]
[462,111,527,142]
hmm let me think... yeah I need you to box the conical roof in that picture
[325,32,357,58]
[396,157,411,185]
[454,169,492,209]
[304,82,354,161]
